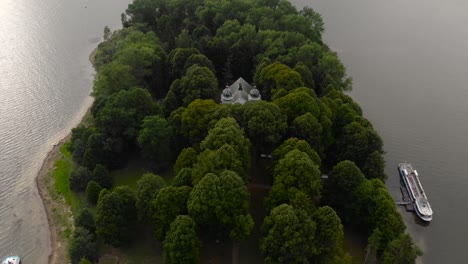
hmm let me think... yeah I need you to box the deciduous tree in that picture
[135,173,167,222]
[187,171,253,239]
[96,186,137,246]
[151,186,191,240]
[163,215,200,264]
[138,115,174,167]
[260,204,316,263]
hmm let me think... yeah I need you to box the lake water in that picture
[0,0,131,262]
[289,0,468,263]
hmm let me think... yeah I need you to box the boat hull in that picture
[2,256,20,264]
[398,163,433,222]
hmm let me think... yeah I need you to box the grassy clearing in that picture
[52,142,87,214]
[112,157,174,190]
[53,143,73,204]
[112,158,150,189]
[98,226,163,264]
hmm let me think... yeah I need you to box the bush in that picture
[68,227,97,264]
[86,181,102,205]
[78,258,92,264]
[75,208,96,234]
[69,166,92,191]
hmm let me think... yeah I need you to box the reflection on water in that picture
[0,0,131,262]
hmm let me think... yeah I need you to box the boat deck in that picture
[399,163,433,220]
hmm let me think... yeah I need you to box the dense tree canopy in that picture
[64,0,422,262]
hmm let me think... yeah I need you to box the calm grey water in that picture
[0,0,131,262]
[289,0,468,263]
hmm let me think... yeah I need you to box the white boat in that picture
[1,256,20,264]
[398,163,433,221]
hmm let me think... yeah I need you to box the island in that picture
[37,0,422,263]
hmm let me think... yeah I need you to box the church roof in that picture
[221,77,260,104]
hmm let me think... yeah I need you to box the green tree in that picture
[363,150,387,181]
[167,48,200,80]
[96,186,137,246]
[75,208,96,234]
[317,51,352,91]
[138,115,174,167]
[266,149,322,209]
[243,101,287,151]
[273,149,322,197]
[95,88,157,142]
[353,179,406,250]
[181,99,219,144]
[257,62,304,99]
[184,53,215,73]
[78,258,92,264]
[382,233,423,264]
[86,181,102,205]
[273,89,320,123]
[92,164,112,189]
[68,227,97,264]
[135,173,167,222]
[151,186,192,240]
[272,138,321,167]
[163,215,200,264]
[93,61,136,96]
[323,160,366,223]
[187,171,253,239]
[290,113,323,155]
[82,131,123,169]
[312,206,346,262]
[200,117,251,172]
[69,126,93,165]
[179,65,219,105]
[260,204,316,263]
[173,147,197,176]
[191,145,246,184]
[293,62,315,89]
[171,168,193,187]
[338,122,384,170]
[69,166,92,191]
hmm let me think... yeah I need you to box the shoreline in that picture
[36,134,73,264]
[36,48,98,264]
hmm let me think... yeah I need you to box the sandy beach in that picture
[36,134,73,264]
[35,49,97,264]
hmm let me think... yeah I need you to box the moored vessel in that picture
[1,256,20,264]
[398,163,433,221]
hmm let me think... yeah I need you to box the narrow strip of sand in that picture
[36,134,72,264]
[35,48,98,264]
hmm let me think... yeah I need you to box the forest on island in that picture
[59,0,422,263]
